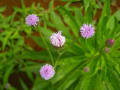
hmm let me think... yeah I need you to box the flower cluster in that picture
[26,13,115,80]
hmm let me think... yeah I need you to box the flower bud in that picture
[104,47,110,53]
[106,39,114,47]
[84,67,90,72]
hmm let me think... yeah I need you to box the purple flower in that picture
[50,31,65,47]
[107,39,114,47]
[80,24,95,39]
[25,14,39,26]
[40,64,55,80]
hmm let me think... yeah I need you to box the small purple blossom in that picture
[40,64,55,80]
[50,31,65,47]
[25,14,39,26]
[80,24,95,39]
[107,39,114,47]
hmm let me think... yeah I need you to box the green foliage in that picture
[0,0,120,89]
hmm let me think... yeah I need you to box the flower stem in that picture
[54,51,64,68]
[38,27,54,65]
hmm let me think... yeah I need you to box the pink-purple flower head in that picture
[50,31,66,47]
[40,64,55,80]
[80,24,95,39]
[25,14,39,26]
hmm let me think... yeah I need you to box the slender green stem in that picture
[39,28,54,65]
[54,51,64,68]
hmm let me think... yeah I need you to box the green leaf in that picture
[49,11,71,38]
[49,0,54,9]
[107,68,120,90]
[21,64,42,72]
[3,64,14,86]
[52,58,82,84]
[106,16,115,31]
[114,10,120,21]
[1,31,12,50]
[26,72,34,81]
[83,0,90,12]
[32,36,45,48]
[74,8,83,26]
[96,0,110,47]
[58,6,80,38]
[0,6,6,13]
[19,79,29,90]
[57,69,81,90]
[20,50,49,60]
[32,76,52,90]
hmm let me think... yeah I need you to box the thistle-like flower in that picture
[80,24,95,39]
[40,64,55,80]
[25,14,39,26]
[50,31,65,47]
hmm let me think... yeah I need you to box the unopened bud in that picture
[106,39,114,47]
[84,67,90,72]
